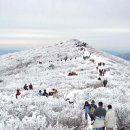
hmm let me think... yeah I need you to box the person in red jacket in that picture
[16,89,21,99]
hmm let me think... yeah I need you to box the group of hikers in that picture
[84,100,116,130]
[16,87,117,130]
[96,62,108,87]
[38,88,59,98]
[23,83,33,90]
[16,83,33,98]
[16,84,59,99]
[96,62,106,77]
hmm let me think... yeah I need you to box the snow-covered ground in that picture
[0,39,130,130]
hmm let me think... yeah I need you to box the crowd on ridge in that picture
[15,47,115,130]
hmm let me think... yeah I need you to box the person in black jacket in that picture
[23,84,28,90]
[43,89,48,97]
[29,83,33,90]
[103,80,108,87]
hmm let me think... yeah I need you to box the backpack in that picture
[90,106,96,114]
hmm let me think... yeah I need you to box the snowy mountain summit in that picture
[0,39,130,130]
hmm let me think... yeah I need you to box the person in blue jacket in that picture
[84,101,91,120]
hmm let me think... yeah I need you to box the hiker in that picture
[102,69,104,76]
[83,101,91,120]
[102,70,104,76]
[93,102,106,130]
[103,80,108,87]
[29,83,33,90]
[52,89,59,98]
[102,69,106,76]
[66,98,74,104]
[90,59,95,63]
[23,84,28,90]
[48,89,57,96]
[38,90,43,96]
[99,69,102,76]
[64,56,68,61]
[90,100,97,122]
[98,77,101,80]
[69,100,74,104]
[98,62,101,66]
[102,63,105,66]
[68,72,78,76]
[43,89,48,97]
[16,89,21,99]
[105,105,116,130]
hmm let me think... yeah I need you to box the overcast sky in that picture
[0,0,130,51]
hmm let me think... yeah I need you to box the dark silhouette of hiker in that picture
[69,100,74,104]
[38,90,43,96]
[29,83,33,90]
[98,77,101,80]
[64,56,68,61]
[102,62,105,66]
[90,59,94,63]
[23,84,28,90]
[99,69,102,76]
[120,128,125,130]
[103,80,108,87]
[98,62,101,66]
[16,89,21,99]
[102,69,104,76]
[43,89,48,97]
[103,69,106,76]
[68,72,78,76]
[100,69,104,76]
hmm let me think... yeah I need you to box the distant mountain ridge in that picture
[0,49,21,55]
[118,53,130,61]
[103,49,130,61]
[102,49,121,56]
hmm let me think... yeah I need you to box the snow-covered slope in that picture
[0,39,130,130]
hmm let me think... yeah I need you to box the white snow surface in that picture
[0,39,130,130]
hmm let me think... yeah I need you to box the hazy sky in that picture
[0,0,130,51]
